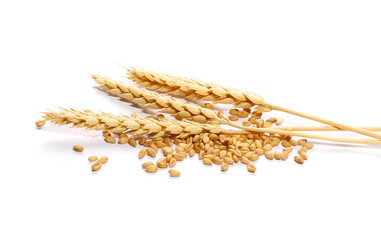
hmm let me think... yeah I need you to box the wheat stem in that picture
[269,104,381,140]
[271,126,381,131]
[218,114,381,145]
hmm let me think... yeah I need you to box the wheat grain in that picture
[294,156,304,164]
[99,156,108,164]
[92,162,102,171]
[88,156,98,162]
[73,145,84,152]
[168,169,180,177]
[36,120,45,127]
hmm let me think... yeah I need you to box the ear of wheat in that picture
[43,108,228,139]
[92,74,220,123]
[127,68,381,141]
[42,108,381,145]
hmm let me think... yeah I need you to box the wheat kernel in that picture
[294,156,304,164]
[98,156,108,164]
[203,158,213,165]
[150,143,159,152]
[284,147,293,153]
[188,149,196,157]
[276,118,284,126]
[169,158,177,167]
[88,156,98,162]
[298,147,308,154]
[155,141,166,148]
[248,117,257,124]
[255,149,265,155]
[247,164,256,173]
[162,147,174,156]
[138,149,147,159]
[73,145,84,152]
[290,139,297,146]
[145,165,158,173]
[305,143,314,149]
[241,156,250,165]
[300,152,308,160]
[157,161,169,168]
[131,112,137,118]
[175,147,185,153]
[228,115,239,121]
[281,151,290,160]
[169,169,181,177]
[221,163,229,171]
[203,103,214,110]
[147,148,157,158]
[138,137,147,145]
[229,109,239,115]
[265,152,274,160]
[267,117,277,123]
[142,161,154,169]
[118,136,129,144]
[224,157,234,165]
[248,153,259,161]
[263,122,272,128]
[254,140,263,149]
[281,141,291,147]
[237,111,249,118]
[104,136,116,144]
[173,153,185,161]
[297,139,307,146]
[274,151,282,160]
[128,138,137,147]
[242,121,251,126]
[263,144,273,151]
[91,162,102,171]
[36,120,46,127]
[212,157,223,165]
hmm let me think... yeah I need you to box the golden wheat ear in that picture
[42,108,381,145]
[127,68,381,141]
[92,74,221,124]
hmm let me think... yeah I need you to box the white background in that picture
[1,1,381,239]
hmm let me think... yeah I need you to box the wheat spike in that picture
[43,108,225,138]
[127,68,265,108]
[93,74,219,123]
[42,108,381,145]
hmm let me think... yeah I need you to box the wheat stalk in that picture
[42,109,381,144]
[92,74,220,123]
[127,68,381,141]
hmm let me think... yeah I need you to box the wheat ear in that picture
[42,109,381,144]
[42,108,236,138]
[127,68,265,107]
[128,68,381,141]
[92,75,220,123]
